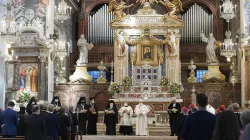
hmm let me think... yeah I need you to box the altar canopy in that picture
[109,1,184,101]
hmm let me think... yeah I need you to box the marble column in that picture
[46,0,55,102]
[0,47,6,109]
[39,56,47,100]
[241,48,246,107]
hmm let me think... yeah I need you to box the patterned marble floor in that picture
[79,136,177,140]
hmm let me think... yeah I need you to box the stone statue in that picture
[168,32,177,56]
[159,0,183,16]
[117,31,128,56]
[76,34,94,66]
[108,0,133,22]
[200,33,219,64]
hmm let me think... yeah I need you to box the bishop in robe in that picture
[168,98,181,136]
[87,97,98,135]
[76,97,89,135]
[104,100,118,135]
[135,100,149,136]
[26,97,37,115]
[51,96,62,114]
[118,102,133,135]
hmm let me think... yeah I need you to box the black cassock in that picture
[168,102,181,136]
[104,108,118,135]
[87,103,98,135]
[76,103,89,135]
[176,113,188,140]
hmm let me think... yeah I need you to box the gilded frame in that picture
[136,40,158,66]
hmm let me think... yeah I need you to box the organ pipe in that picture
[88,4,114,44]
[181,3,213,44]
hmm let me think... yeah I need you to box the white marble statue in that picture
[76,34,94,66]
[32,17,44,33]
[169,32,176,56]
[117,31,128,56]
[200,33,219,64]
[222,0,234,14]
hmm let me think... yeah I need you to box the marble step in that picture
[79,136,177,140]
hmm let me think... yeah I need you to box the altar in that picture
[109,1,184,105]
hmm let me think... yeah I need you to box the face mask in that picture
[32,102,35,105]
[91,100,94,103]
[55,99,58,102]
[110,104,113,108]
[124,104,128,106]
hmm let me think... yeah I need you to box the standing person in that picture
[216,105,225,117]
[40,104,48,116]
[51,96,62,114]
[44,104,59,140]
[232,103,242,130]
[0,108,2,134]
[104,100,118,135]
[1,101,19,138]
[69,106,78,140]
[17,106,26,136]
[135,100,149,136]
[206,100,215,115]
[87,97,98,135]
[75,97,88,135]
[182,94,216,140]
[57,108,71,140]
[118,102,133,135]
[168,98,181,136]
[24,105,46,140]
[188,104,195,115]
[26,97,37,115]
[213,110,240,140]
[176,107,189,140]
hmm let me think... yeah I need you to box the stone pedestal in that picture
[69,66,93,82]
[202,65,225,81]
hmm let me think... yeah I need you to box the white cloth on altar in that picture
[135,104,149,136]
[118,106,133,126]
[206,104,215,115]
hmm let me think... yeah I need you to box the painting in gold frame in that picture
[136,40,158,66]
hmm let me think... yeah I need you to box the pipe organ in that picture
[181,3,213,44]
[88,4,114,44]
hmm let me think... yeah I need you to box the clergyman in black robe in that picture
[75,97,89,135]
[17,106,26,136]
[176,107,189,140]
[104,100,118,135]
[87,97,98,135]
[168,98,181,136]
[51,96,62,114]
[26,97,37,115]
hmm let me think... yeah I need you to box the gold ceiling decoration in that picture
[136,0,158,4]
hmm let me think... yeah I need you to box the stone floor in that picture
[79,136,177,140]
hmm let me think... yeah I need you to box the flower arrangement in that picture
[19,92,30,103]
[122,76,132,89]
[109,83,120,94]
[160,76,169,87]
[169,83,181,94]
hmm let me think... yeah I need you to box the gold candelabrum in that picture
[97,61,107,83]
[188,60,197,83]
[229,60,238,86]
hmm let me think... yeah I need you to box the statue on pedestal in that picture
[77,34,94,66]
[69,35,94,83]
[168,32,177,56]
[200,33,219,64]
[187,60,197,83]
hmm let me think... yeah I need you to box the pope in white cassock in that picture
[135,100,149,136]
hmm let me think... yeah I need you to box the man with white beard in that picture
[135,100,149,136]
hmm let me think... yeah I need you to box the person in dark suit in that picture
[168,98,181,136]
[87,97,98,135]
[57,108,71,140]
[75,97,88,135]
[26,97,37,115]
[44,104,59,140]
[40,104,48,116]
[17,106,26,136]
[0,108,3,134]
[182,94,216,140]
[1,101,19,138]
[69,106,78,140]
[24,105,46,140]
[232,103,242,130]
